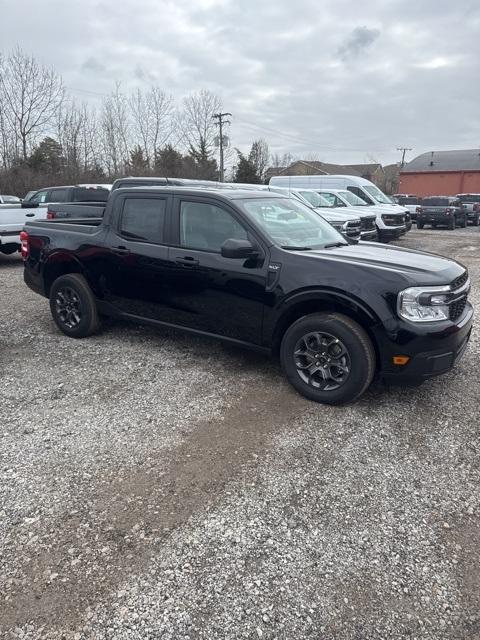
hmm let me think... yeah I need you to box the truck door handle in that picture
[175,256,199,266]
[25,213,35,217]
[112,246,130,255]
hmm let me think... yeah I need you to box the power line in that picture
[397,147,412,168]
[235,116,392,153]
[213,112,232,182]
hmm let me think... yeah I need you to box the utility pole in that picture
[397,147,412,168]
[213,112,232,181]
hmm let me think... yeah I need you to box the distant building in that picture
[399,149,480,196]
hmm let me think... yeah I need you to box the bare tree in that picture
[0,47,64,161]
[100,83,130,174]
[129,87,174,166]
[179,89,221,161]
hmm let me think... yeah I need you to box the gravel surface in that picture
[0,227,479,639]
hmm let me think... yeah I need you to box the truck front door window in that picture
[180,201,248,252]
[120,198,167,243]
[29,190,49,204]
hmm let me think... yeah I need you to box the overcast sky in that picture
[1,0,479,166]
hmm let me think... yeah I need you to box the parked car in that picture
[22,187,472,405]
[455,194,480,226]
[0,185,110,255]
[269,175,409,242]
[266,187,363,241]
[392,194,422,221]
[417,197,467,230]
[0,194,22,204]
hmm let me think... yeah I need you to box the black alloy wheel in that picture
[49,273,100,338]
[54,286,82,329]
[293,331,351,391]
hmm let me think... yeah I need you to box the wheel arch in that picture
[43,252,90,297]
[271,290,381,368]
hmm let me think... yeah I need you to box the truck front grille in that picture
[451,271,468,290]
[345,221,361,238]
[448,271,470,321]
[361,216,376,231]
[450,297,467,321]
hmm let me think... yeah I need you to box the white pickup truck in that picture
[0,184,110,255]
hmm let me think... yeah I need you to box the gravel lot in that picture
[0,227,479,640]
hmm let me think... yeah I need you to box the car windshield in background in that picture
[457,195,480,203]
[363,185,393,205]
[1,195,21,203]
[298,191,332,208]
[238,197,345,249]
[337,190,369,206]
[423,197,450,207]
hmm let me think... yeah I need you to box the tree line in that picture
[0,47,283,196]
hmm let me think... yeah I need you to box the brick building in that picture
[399,149,480,197]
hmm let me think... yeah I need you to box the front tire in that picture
[417,221,424,229]
[449,219,456,230]
[49,273,100,338]
[280,313,375,405]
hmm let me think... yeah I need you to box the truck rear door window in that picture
[120,198,167,243]
[49,189,69,202]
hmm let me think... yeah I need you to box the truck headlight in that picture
[331,222,343,231]
[397,286,450,322]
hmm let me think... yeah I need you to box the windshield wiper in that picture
[281,245,313,251]
[323,242,348,248]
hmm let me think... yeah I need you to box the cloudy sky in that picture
[1,0,479,166]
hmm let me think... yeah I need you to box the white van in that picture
[269,174,409,242]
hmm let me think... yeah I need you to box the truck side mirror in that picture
[21,201,39,209]
[221,238,258,259]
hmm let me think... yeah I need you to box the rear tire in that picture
[449,219,456,230]
[49,273,100,338]
[280,312,375,405]
[474,216,480,227]
[460,216,467,228]
[417,222,424,229]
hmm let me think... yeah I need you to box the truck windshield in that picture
[397,196,420,205]
[422,197,449,206]
[298,191,332,208]
[238,197,345,249]
[363,185,393,205]
[337,190,369,206]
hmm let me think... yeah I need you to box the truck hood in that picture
[297,242,465,286]
[313,208,359,223]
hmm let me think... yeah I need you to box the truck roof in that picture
[114,186,287,201]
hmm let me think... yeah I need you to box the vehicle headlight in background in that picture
[397,286,450,322]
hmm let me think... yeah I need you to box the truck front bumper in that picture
[377,225,406,243]
[377,303,474,383]
[360,229,378,241]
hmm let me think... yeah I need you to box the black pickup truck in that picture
[22,187,473,405]
[416,197,467,230]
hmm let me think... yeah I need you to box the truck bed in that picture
[47,202,106,220]
[25,218,104,235]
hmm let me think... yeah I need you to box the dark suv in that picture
[417,197,467,230]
